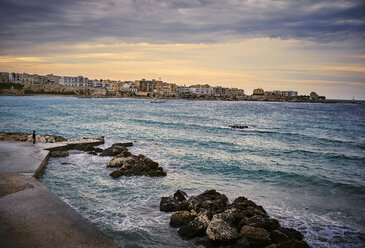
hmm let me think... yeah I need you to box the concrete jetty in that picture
[0,138,120,248]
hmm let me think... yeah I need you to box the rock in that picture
[83,144,95,151]
[50,150,69,157]
[279,228,303,241]
[239,226,271,247]
[94,148,103,153]
[264,244,277,248]
[112,142,133,147]
[212,208,243,228]
[241,206,267,218]
[100,145,128,156]
[88,151,97,155]
[174,190,188,202]
[186,190,229,214]
[107,157,127,168]
[160,196,179,212]
[277,240,310,248]
[37,136,46,143]
[206,219,238,243]
[232,238,251,248]
[270,230,289,244]
[72,144,85,150]
[178,211,210,239]
[110,169,123,178]
[142,157,159,170]
[246,216,280,232]
[52,134,67,142]
[170,210,197,227]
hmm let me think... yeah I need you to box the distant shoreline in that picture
[0,93,358,104]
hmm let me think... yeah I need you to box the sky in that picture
[0,0,364,99]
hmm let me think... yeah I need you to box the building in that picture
[176,85,190,95]
[46,74,61,85]
[60,76,77,86]
[110,83,122,91]
[189,84,211,96]
[273,90,298,98]
[253,88,264,95]
[0,72,10,82]
[9,73,21,84]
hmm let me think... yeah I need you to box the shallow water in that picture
[1,96,364,247]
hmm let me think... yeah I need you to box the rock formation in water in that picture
[160,190,310,248]
[100,143,167,178]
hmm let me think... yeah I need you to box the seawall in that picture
[0,138,120,248]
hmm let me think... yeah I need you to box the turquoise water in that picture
[1,96,364,247]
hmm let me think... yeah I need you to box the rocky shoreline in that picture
[160,190,309,248]
[1,131,309,247]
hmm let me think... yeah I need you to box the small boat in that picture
[229,125,248,129]
[150,98,167,103]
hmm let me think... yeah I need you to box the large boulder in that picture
[107,157,127,168]
[239,226,272,247]
[246,216,280,232]
[174,190,188,202]
[212,208,244,228]
[186,190,229,215]
[270,230,289,244]
[160,196,180,212]
[206,219,238,243]
[110,169,123,178]
[170,210,197,227]
[178,211,211,239]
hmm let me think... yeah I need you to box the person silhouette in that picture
[32,130,36,144]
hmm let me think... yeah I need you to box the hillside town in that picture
[0,71,325,101]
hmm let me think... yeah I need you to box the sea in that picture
[0,95,364,248]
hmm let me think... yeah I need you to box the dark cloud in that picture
[0,0,364,51]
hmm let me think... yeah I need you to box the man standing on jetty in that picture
[32,130,36,144]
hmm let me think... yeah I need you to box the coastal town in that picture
[0,71,326,101]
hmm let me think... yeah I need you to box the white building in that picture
[121,82,138,92]
[273,90,298,98]
[9,73,21,84]
[60,76,89,87]
[189,87,212,95]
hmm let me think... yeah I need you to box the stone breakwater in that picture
[160,190,310,248]
[0,131,67,143]
[49,140,167,178]
[104,143,167,178]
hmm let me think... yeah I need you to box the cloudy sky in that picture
[0,0,364,99]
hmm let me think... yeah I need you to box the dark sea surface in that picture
[1,96,364,247]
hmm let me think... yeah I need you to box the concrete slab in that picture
[0,142,49,173]
[0,186,119,248]
[0,139,120,248]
